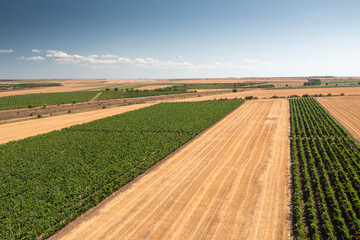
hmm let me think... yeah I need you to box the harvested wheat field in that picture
[51,99,291,240]
[170,77,306,84]
[170,87,360,102]
[0,103,155,144]
[317,96,360,141]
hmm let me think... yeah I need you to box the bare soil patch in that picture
[317,96,360,141]
[50,99,291,240]
[171,77,307,84]
[169,87,360,102]
[0,103,155,144]
[0,90,231,122]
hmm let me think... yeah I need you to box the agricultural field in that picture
[51,99,290,240]
[0,99,243,239]
[0,91,99,110]
[0,103,155,144]
[169,86,360,102]
[290,98,360,239]
[97,88,187,100]
[318,96,360,141]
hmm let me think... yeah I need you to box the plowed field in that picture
[51,99,291,240]
[317,96,360,141]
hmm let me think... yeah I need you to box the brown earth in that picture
[135,84,173,90]
[168,87,360,102]
[0,103,155,144]
[0,77,307,97]
[0,79,166,97]
[0,90,231,122]
[170,77,307,84]
[50,99,291,240]
[317,96,360,141]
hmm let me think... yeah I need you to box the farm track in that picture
[51,99,291,240]
[317,96,360,141]
[0,103,155,144]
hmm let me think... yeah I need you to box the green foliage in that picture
[304,79,322,86]
[245,96,258,100]
[0,91,99,110]
[0,99,244,239]
[98,87,187,100]
[290,98,360,239]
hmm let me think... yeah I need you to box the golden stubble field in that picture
[169,87,360,102]
[50,99,291,240]
[317,96,360,141]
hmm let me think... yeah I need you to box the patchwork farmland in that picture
[0,78,359,240]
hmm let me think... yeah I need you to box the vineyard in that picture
[97,88,187,100]
[0,91,99,110]
[0,99,243,239]
[290,98,360,239]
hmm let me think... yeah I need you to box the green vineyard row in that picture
[290,98,360,239]
[0,99,244,239]
[0,91,99,110]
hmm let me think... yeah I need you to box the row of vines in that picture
[97,88,187,100]
[290,98,360,239]
[0,99,243,239]
[0,91,99,110]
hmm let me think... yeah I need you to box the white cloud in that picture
[0,49,14,53]
[44,49,274,71]
[244,57,273,66]
[18,56,45,61]
[32,49,41,53]
[99,54,118,58]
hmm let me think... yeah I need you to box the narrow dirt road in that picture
[0,103,155,144]
[317,96,360,141]
[51,99,291,240]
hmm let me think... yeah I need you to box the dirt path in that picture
[90,92,102,101]
[0,103,155,144]
[50,99,291,240]
[317,96,360,141]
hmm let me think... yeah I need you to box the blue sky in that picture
[0,0,359,79]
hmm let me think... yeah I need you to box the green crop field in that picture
[0,91,99,110]
[97,88,187,100]
[0,99,244,239]
[290,98,360,239]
